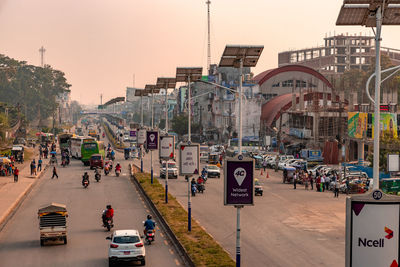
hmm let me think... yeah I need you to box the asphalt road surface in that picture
[0,150,182,267]
[134,150,345,267]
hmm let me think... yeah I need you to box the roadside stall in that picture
[38,203,68,246]
[11,145,24,163]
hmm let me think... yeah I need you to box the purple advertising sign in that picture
[129,130,137,137]
[146,131,158,150]
[224,158,254,206]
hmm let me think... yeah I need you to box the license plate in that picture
[124,251,130,255]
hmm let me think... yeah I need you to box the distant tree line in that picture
[0,54,71,122]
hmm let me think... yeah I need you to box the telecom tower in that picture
[206,0,211,73]
[39,46,46,67]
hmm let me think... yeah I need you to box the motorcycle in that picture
[197,183,205,193]
[104,167,109,176]
[95,172,101,182]
[115,169,121,177]
[191,184,197,196]
[145,230,155,245]
[82,179,89,188]
[103,214,114,231]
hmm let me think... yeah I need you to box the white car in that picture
[160,161,178,179]
[205,164,221,178]
[107,229,146,266]
[279,159,298,170]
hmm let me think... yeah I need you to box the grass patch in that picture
[102,123,125,149]
[135,172,235,267]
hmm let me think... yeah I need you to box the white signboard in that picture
[179,143,200,176]
[137,129,146,145]
[346,190,400,267]
[388,154,400,172]
[264,135,271,146]
[159,135,175,159]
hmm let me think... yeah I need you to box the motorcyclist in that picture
[110,150,115,160]
[143,214,156,237]
[201,167,207,177]
[82,172,89,186]
[94,168,101,179]
[104,163,110,175]
[115,163,121,173]
[197,175,204,185]
[102,204,114,226]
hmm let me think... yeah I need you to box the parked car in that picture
[160,161,178,179]
[308,164,328,178]
[278,159,298,170]
[107,229,146,266]
[90,154,104,169]
[205,164,221,178]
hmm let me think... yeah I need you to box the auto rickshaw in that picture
[124,148,131,160]
[283,167,296,183]
[253,155,263,170]
[38,203,68,246]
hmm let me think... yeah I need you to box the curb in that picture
[129,164,196,267]
[0,162,50,232]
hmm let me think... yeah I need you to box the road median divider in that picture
[102,122,125,150]
[129,164,235,267]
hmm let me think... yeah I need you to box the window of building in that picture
[272,82,280,87]
[296,80,307,87]
[282,80,293,87]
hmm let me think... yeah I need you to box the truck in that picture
[38,203,68,246]
[300,149,324,168]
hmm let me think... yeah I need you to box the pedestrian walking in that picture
[334,179,340,197]
[293,173,297,189]
[14,167,19,182]
[309,171,314,190]
[321,175,325,192]
[262,160,267,172]
[51,166,58,179]
[38,158,42,171]
[325,175,330,191]
[304,174,309,190]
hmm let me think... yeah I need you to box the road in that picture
[134,150,345,267]
[0,149,182,267]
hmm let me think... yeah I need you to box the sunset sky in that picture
[1,0,400,105]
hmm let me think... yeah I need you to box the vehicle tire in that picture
[40,239,44,246]
[107,225,111,231]
[140,259,146,266]
[260,192,263,196]
[63,237,67,244]
[108,259,114,267]
[90,166,93,170]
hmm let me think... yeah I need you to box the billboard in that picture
[372,113,397,139]
[348,112,398,139]
[137,129,146,145]
[179,143,200,176]
[348,112,368,139]
[146,131,158,150]
[159,135,175,159]
[224,156,254,206]
[346,190,400,267]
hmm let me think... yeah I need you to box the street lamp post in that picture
[145,84,159,184]
[336,0,400,190]
[219,45,263,267]
[156,77,177,204]
[176,67,203,232]
[135,89,148,173]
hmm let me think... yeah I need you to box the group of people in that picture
[291,169,341,197]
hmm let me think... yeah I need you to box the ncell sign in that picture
[224,156,254,206]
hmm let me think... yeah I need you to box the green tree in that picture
[171,115,188,137]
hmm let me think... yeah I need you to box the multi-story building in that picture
[278,33,400,75]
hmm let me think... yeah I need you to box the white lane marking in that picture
[175,259,180,266]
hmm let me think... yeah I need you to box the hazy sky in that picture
[1,0,400,105]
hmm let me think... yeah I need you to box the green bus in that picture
[81,140,105,165]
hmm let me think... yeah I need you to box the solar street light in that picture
[337,0,400,190]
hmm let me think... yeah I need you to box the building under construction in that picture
[278,33,400,75]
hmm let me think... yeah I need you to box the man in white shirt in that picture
[320,175,325,192]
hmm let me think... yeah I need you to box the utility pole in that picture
[39,46,46,67]
[100,94,103,105]
[206,0,211,73]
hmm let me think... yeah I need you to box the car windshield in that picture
[113,235,140,244]
[162,163,176,168]
[91,156,101,160]
[208,166,218,170]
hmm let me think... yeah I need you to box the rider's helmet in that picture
[84,172,88,175]
[106,205,112,209]
[147,214,152,220]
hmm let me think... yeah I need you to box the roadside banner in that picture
[346,190,400,267]
[146,131,158,150]
[224,156,254,206]
[179,143,199,176]
[129,130,137,137]
[159,135,175,160]
[137,129,146,145]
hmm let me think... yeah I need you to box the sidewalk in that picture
[0,147,50,228]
